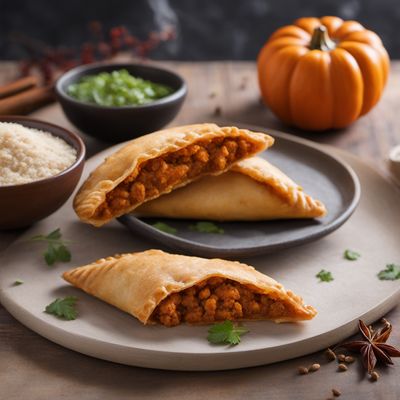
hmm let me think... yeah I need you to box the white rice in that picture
[0,122,77,186]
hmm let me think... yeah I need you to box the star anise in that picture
[335,319,400,374]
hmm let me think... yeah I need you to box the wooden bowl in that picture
[0,116,85,229]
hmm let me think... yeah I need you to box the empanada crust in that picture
[63,249,317,325]
[73,124,273,227]
[136,157,327,220]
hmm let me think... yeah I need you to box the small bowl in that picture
[55,62,187,143]
[0,116,85,229]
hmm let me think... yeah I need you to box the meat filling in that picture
[95,137,256,219]
[152,277,293,327]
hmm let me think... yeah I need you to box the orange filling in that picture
[151,277,293,327]
[95,137,257,219]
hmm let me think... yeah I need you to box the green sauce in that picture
[67,69,174,106]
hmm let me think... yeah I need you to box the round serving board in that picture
[1,132,400,371]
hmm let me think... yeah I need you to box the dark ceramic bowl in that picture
[55,62,187,143]
[0,116,85,229]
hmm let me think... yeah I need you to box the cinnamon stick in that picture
[0,86,55,115]
[0,76,39,100]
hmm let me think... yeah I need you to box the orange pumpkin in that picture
[257,16,390,131]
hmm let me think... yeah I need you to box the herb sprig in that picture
[344,249,361,261]
[45,296,78,320]
[378,264,400,281]
[30,228,71,266]
[152,222,177,234]
[207,320,248,345]
[316,269,334,282]
[190,221,224,234]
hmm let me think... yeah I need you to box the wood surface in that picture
[1,61,400,399]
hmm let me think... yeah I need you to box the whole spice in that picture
[335,319,400,374]
[214,105,222,116]
[337,354,346,362]
[332,388,341,397]
[345,355,355,363]
[309,363,320,372]
[370,371,380,382]
[298,366,309,375]
[338,363,348,372]
[325,348,336,361]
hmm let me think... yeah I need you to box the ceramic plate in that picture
[118,129,360,257]
[0,140,399,371]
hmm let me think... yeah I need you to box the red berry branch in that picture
[10,21,176,84]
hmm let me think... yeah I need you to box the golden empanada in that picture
[136,157,327,220]
[74,124,274,227]
[63,249,317,326]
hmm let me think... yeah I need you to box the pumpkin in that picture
[257,16,390,131]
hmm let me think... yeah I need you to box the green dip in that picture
[67,69,174,106]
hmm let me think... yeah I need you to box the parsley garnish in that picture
[344,249,361,261]
[13,279,24,286]
[152,222,177,234]
[45,296,78,320]
[190,221,224,234]
[207,320,248,345]
[30,228,71,266]
[316,269,334,282]
[377,264,400,281]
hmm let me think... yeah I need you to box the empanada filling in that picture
[151,277,294,326]
[95,137,258,219]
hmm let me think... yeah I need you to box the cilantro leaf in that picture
[316,269,334,282]
[46,228,62,241]
[13,279,24,286]
[30,228,71,266]
[344,249,361,261]
[190,221,224,234]
[44,244,57,266]
[45,296,78,320]
[378,264,400,280]
[152,222,177,234]
[207,320,248,345]
[55,245,71,262]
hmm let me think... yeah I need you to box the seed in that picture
[337,354,346,362]
[370,371,380,381]
[338,363,348,372]
[325,348,337,361]
[214,106,222,116]
[332,388,341,397]
[345,356,355,363]
[309,363,320,372]
[298,366,309,375]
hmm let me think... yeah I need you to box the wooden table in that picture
[1,61,400,399]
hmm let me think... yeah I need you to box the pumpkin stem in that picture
[310,25,336,51]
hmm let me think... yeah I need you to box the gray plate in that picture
[118,129,360,258]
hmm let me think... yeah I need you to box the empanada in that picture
[63,249,317,326]
[74,124,274,227]
[136,157,327,220]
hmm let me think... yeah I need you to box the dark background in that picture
[1,0,399,60]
